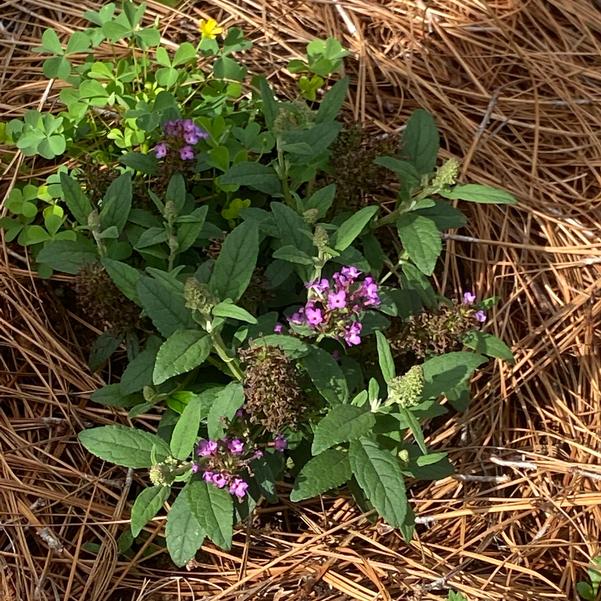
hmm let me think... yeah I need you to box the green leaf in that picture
[280,122,341,156]
[137,276,195,337]
[88,331,123,372]
[272,245,314,265]
[250,334,309,359]
[403,109,439,175]
[407,452,454,480]
[301,346,349,405]
[101,258,142,304]
[135,227,168,249]
[166,173,187,212]
[271,202,314,257]
[40,29,64,54]
[209,220,259,302]
[18,225,50,246]
[131,486,170,537]
[375,331,395,383]
[373,157,420,188]
[153,330,211,385]
[332,206,379,252]
[65,31,91,55]
[78,425,170,468]
[258,77,278,129]
[172,42,197,66]
[176,206,208,253]
[120,341,160,395]
[186,481,233,550]
[304,184,336,218]
[170,392,204,460]
[463,331,514,363]
[100,225,121,240]
[401,263,437,309]
[218,162,282,196]
[206,146,230,172]
[222,27,252,54]
[157,66,178,88]
[415,200,466,231]
[396,214,441,276]
[316,77,348,123]
[165,487,206,567]
[422,352,487,399]
[312,405,376,455]
[213,56,247,81]
[400,406,428,454]
[136,27,161,48]
[102,20,130,42]
[212,302,257,324]
[36,239,97,274]
[250,455,279,503]
[443,184,517,205]
[166,387,221,417]
[90,384,137,409]
[120,152,158,174]
[43,56,71,80]
[79,80,109,100]
[290,449,352,501]
[576,582,594,601]
[207,382,244,439]
[349,436,407,528]
[38,134,66,159]
[99,172,132,234]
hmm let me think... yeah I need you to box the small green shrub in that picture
[1,1,516,567]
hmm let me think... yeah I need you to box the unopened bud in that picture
[143,386,157,403]
[432,158,460,189]
[164,200,178,225]
[398,449,410,465]
[303,208,319,225]
[312,225,329,253]
[272,101,314,134]
[87,209,101,230]
[184,278,217,314]
[149,456,180,487]
[387,365,424,408]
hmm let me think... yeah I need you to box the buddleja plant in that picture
[1,2,516,566]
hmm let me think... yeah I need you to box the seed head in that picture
[239,345,306,433]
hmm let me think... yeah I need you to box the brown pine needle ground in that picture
[1,1,600,599]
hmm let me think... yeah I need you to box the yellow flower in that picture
[198,18,224,40]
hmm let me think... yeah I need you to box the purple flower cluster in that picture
[288,267,381,346]
[192,432,288,499]
[154,119,208,162]
[192,436,252,499]
[462,290,487,323]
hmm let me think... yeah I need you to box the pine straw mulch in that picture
[2,0,601,599]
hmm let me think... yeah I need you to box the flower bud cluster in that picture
[386,365,424,408]
[192,432,288,499]
[288,266,381,346]
[149,456,188,487]
[154,119,208,162]
[461,291,487,323]
[184,277,217,315]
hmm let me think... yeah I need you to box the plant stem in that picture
[276,138,294,208]
[210,330,244,381]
